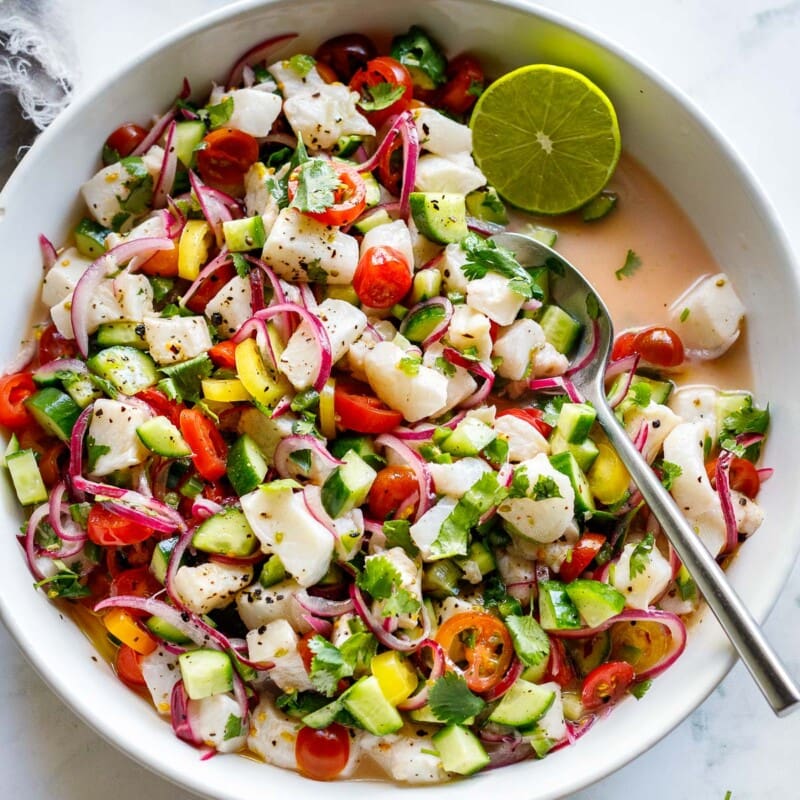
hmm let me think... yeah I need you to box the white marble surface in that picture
[2,1,799,798]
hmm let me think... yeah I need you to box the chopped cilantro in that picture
[290,389,320,413]
[390,26,447,87]
[357,556,421,618]
[223,714,243,740]
[383,519,420,557]
[290,158,340,214]
[508,465,530,499]
[428,672,486,725]
[203,95,234,129]
[276,690,330,718]
[530,475,562,501]
[308,636,353,697]
[679,307,690,322]
[585,292,600,320]
[460,232,542,300]
[232,252,249,278]
[629,532,655,578]
[660,460,682,490]
[160,353,214,403]
[615,249,642,281]
[339,632,378,676]
[628,382,652,408]
[542,394,568,427]
[505,614,550,668]
[86,435,110,473]
[357,81,406,112]
[481,436,508,469]
[466,79,484,98]
[718,397,769,459]
[35,564,91,600]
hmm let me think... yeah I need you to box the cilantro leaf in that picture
[357,556,400,600]
[338,632,378,676]
[276,690,330,718]
[585,292,600,320]
[290,158,340,214]
[35,565,91,600]
[505,614,550,668]
[629,533,654,578]
[508,465,531,499]
[86,435,110,473]
[390,26,448,87]
[223,714,243,740]
[382,588,421,618]
[615,249,642,281]
[531,475,562,501]
[660,460,682,490]
[308,636,354,697]
[357,81,406,112]
[203,95,234,129]
[288,53,316,77]
[542,395,568,427]
[628,382,652,408]
[306,258,328,284]
[460,232,541,300]
[434,356,456,377]
[160,353,214,403]
[718,397,769,458]
[266,174,289,210]
[428,672,486,725]
[290,388,320,414]
[383,519,419,557]
[231,252,249,278]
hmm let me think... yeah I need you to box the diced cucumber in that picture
[421,559,461,598]
[675,563,697,601]
[402,303,448,343]
[87,346,159,396]
[409,192,468,244]
[581,191,618,222]
[549,450,595,515]
[440,416,496,457]
[302,697,345,729]
[432,724,490,775]
[3,433,19,465]
[352,208,391,234]
[556,402,597,444]
[410,268,443,304]
[321,450,377,518]
[456,540,496,576]
[150,536,178,584]
[538,305,582,355]
[323,284,361,306]
[6,449,48,505]
[523,224,558,248]
[565,579,625,628]
[178,649,234,700]
[715,390,751,441]
[564,630,611,677]
[361,171,382,207]
[549,431,599,474]
[74,217,111,258]
[329,434,384,471]
[192,506,259,558]
[258,554,286,588]
[175,120,207,168]
[223,216,266,252]
[608,373,674,410]
[342,675,403,735]
[227,434,268,496]
[465,186,508,225]
[137,416,192,458]
[24,388,81,442]
[96,321,148,350]
[62,372,103,408]
[146,615,192,644]
[488,678,555,728]
[538,580,581,630]
[332,134,362,157]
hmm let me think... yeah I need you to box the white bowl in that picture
[1,1,798,798]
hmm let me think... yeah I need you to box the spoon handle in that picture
[594,399,800,716]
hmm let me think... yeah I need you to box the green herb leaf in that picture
[718,397,769,459]
[232,252,249,278]
[428,672,486,725]
[530,475,562,501]
[434,356,456,378]
[615,249,642,281]
[223,713,243,740]
[629,532,655,578]
[290,389,320,413]
[542,395,568,427]
[86,435,110,473]
[308,636,354,697]
[628,382,652,408]
[357,556,421,617]
[585,293,600,320]
[35,565,91,600]
[505,614,550,668]
[357,81,406,112]
[660,460,682,490]
[383,519,419,557]
[160,354,214,403]
[338,632,378,675]
[508,465,531,499]
[306,258,328,284]
[460,232,541,300]
[204,95,234,129]
[383,588,422,618]
[390,26,447,86]
[288,54,316,77]
[276,690,330,718]
[290,158,340,214]
[679,307,690,322]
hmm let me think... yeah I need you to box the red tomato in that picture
[295,724,351,781]
[179,408,228,481]
[287,162,366,227]
[140,246,180,277]
[315,33,377,82]
[612,327,684,367]
[544,636,576,688]
[367,465,418,520]
[196,128,260,193]
[376,132,403,196]
[115,644,147,688]
[334,379,403,434]
[439,54,485,116]
[581,660,635,710]
[497,407,553,439]
[349,56,414,127]
[185,262,237,314]
[135,387,186,427]
[435,611,513,693]
[104,123,148,161]
[38,323,79,363]
[559,533,607,584]
[0,372,36,429]
[353,245,412,309]
[297,630,315,673]
[706,456,761,500]
[87,505,155,547]
[38,441,66,488]
[111,566,161,599]
[208,340,238,370]
[80,568,113,607]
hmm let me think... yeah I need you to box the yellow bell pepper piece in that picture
[234,337,289,409]
[587,441,630,506]
[104,608,157,655]
[371,651,419,706]
[178,219,213,280]
[201,377,251,403]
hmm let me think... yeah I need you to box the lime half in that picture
[470,64,621,215]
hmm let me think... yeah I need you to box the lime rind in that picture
[470,64,621,215]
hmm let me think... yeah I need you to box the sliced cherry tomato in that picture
[706,456,761,500]
[185,261,237,314]
[140,246,180,277]
[435,611,513,693]
[111,566,161,599]
[80,568,113,607]
[353,245,412,309]
[544,635,576,688]
[0,372,36,429]
[295,723,351,781]
[196,128,259,193]
[376,133,403,196]
[497,406,553,439]
[334,379,403,434]
[315,33,377,82]
[367,465,418,520]
[439,54,485,116]
[610,620,672,674]
[87,505,155,547]
[115,644,147,688]
[581,660,635,710]
[38,441,67,488]
[349,56,414,127]
[208,340,238,370]
[287,161,366,227]
[104,123,148,161]
[38,323,79,363]
[179,408,228,481]
[559,533,607,584]
[612,326,684,367]
[135,387,186,427]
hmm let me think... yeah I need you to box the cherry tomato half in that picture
[706,456,761,500]
[349,56,414,127]
[295,723,351,781]
[376,133,403,196]
[497,407,553,439]
[287,162,367,228]
[104,123,148,162]
[581,660,635,710]
[87,505,155,547]
[115,644,147,688]
[0,372,36,429]
[353,245,412,309]
[179,408,228,481]
[559,532,607,584]
[196,128,260,193]
[140,246,180,277]
[185,261,237,314]
[315,33,377,83]
[208,340,238,370]
[611,326,684,368]
[111,566,161,600]
[334,379,403,435]
[367,465,419,520]
[38,323,79,363]
[439,54,485,116]
[435,611,514,693]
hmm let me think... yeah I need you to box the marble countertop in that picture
[2,1,799,798]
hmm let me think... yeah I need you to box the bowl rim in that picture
[1,1,798,798]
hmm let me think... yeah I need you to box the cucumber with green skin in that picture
[549,450,595,515]
[432,724,490,775]
[565,579,625,628]
[137,416,191,458]
[538,304,582,355]
[74,217,111,258]
[96,321,148,350]
[341,676,403,735]
[409,192,468,244]
[192,506,259,558]
[321,451,377,518]
[538,580,581,630]
[24,387,81,442]
[87,345,159,396]
[226,434,269,496]
[488,678,556,728]
[402,303,448,343]
[150,536,179,584]
[178,649,234,700]
[6,449,48,505]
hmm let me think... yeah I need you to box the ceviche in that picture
[1,26,771,783]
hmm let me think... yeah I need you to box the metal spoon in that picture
[492,230,800,716]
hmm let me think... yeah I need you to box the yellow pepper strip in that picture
[104,608,157,655]
[587,441,630,506]
[371,651,419,706]
[234,338,290,409]
[178,219,213,280]
[201,378,252,403]
[319,377,337,440]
